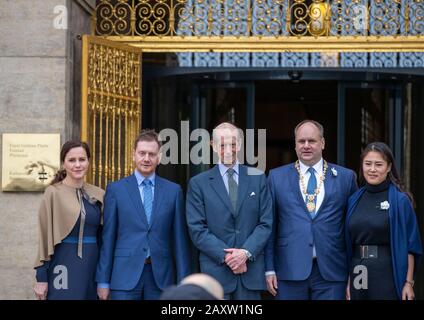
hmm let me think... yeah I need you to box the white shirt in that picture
[298,158,325,212]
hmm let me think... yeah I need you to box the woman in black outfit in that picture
[345,142,422,300]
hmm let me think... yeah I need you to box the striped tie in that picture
[142,179,153,225]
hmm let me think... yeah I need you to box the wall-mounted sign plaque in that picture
[2,134,60,192]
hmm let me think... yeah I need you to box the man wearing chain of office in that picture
[265,120,358,300]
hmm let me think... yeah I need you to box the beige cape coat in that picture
[34,181,104,268]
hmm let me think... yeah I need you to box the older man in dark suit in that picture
[186,122,273,300]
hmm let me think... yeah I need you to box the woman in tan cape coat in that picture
[34,141,104,300]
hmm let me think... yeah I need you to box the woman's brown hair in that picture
[51,140,91,185]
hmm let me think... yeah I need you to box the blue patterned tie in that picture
[306,167,317,218]
[142,179,153,225]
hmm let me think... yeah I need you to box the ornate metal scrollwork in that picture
[94,0,424,37]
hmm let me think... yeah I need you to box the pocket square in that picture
[250,192,256,196]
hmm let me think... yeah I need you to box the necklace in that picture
[295,160,328,213]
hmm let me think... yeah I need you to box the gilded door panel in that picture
[81,35,142,188]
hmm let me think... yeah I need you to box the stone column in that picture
[0,0,92,299]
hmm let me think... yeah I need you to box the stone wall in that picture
[0,0,93,299]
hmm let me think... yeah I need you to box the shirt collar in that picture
[298,158,324,176]
[218,161,239,178]
[134,170,156,187]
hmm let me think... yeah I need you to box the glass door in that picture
[338,82,404,174]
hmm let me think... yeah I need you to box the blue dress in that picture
[35,198,101,300]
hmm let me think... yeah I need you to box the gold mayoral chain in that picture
[295,160,328,213]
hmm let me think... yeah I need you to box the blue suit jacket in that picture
[96,174,191,290]
[265,162,357,282]
[345,183,422,299]
[186,165,273,293]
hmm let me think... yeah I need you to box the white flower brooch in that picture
[331,167,338,177]
[380,201,390,210]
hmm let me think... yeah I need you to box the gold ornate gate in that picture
[81,35,142,189]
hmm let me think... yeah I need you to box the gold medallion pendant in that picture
[306,201,316,212]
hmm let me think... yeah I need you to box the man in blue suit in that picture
[186,122,273,300]
[96,130,191,300]
[265,120,357,300]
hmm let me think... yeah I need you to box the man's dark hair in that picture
[134,129,161,150]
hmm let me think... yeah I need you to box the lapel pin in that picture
[250,192,255,196]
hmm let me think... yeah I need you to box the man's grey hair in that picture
[212,122,243,143]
